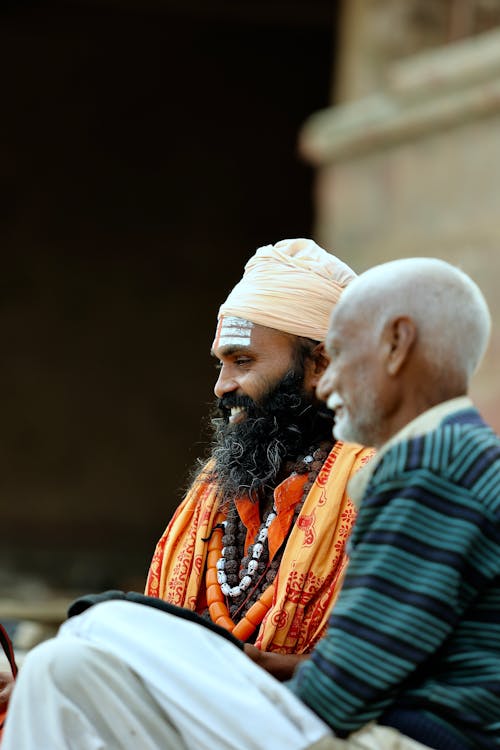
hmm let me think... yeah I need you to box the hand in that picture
[244,643,309,681]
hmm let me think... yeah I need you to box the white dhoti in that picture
[2,600,432,750]
[2,600,331,750]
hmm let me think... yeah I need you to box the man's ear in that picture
[385,316,416,376]
[306,342,330,388]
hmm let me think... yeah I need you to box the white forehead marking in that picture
[217,316,253,348]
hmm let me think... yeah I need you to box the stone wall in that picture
[301,26,500,431]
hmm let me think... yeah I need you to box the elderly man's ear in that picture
[384,317,417,376]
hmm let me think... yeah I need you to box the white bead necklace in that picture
[216,503,277,598]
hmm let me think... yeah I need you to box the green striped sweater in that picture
[288,407,500,749]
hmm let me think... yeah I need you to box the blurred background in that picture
[1,0,499,638]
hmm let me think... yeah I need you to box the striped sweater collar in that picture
[348,397,474,509]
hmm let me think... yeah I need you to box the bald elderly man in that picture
[145,238,373,676]
[4,256,498,750]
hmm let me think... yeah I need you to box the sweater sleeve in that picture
[286,453,498,734]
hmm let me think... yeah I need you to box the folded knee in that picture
[22,637,103,695]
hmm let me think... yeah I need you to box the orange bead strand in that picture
[205,512,275,640]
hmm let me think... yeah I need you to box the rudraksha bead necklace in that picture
[215,440,332,627]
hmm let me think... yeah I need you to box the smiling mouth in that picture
[229,406,247,424]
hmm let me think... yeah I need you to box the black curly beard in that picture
[208,370,334,503]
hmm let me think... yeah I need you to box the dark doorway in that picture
[0,0,337,593]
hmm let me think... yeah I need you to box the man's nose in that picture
[214,366,238,399]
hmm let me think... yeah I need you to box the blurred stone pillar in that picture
[300,25,500,430]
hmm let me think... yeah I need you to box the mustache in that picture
[217,387,333,415]
[216,391,316,424]
[217,394,254,412]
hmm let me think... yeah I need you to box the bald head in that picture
[341,257,490,381]
[317,257,491,448]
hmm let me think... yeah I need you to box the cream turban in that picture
[217,238,356,341]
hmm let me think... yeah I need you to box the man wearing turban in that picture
[144,238,374,678]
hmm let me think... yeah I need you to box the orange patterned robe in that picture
[146,441,375,654]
